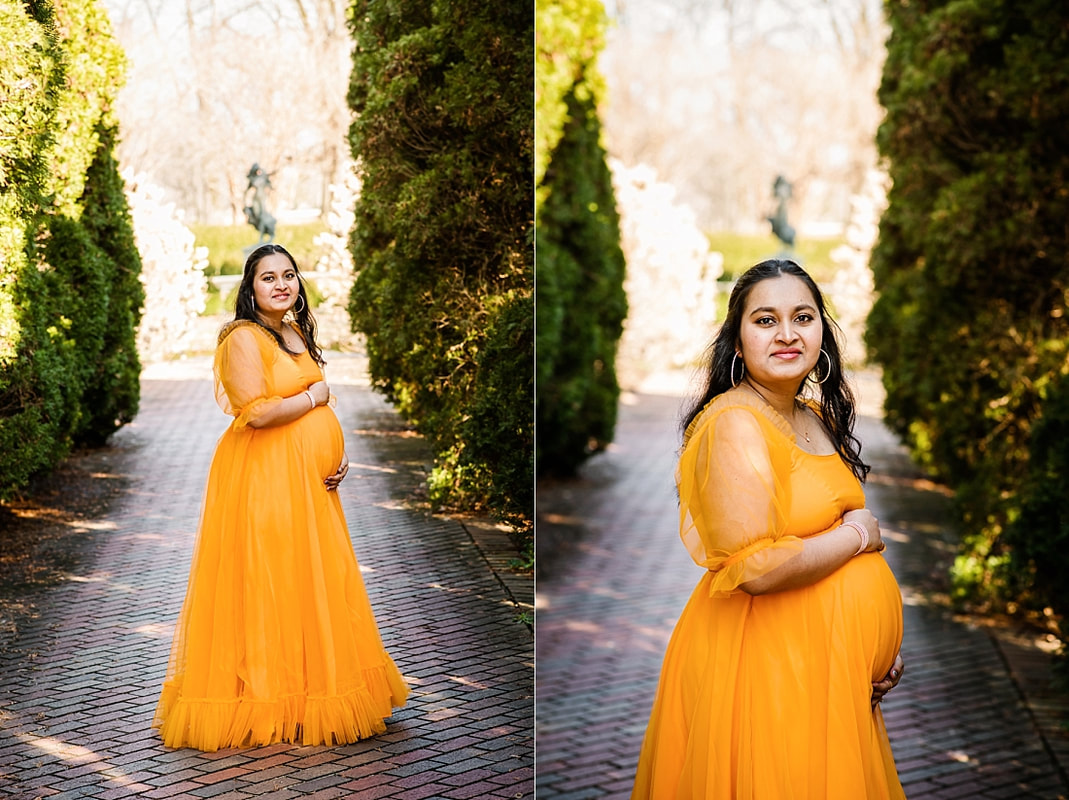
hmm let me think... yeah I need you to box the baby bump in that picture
[748,553,903,684]
[294,406,345,478]
[829,554,903,679]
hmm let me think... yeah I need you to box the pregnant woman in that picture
[631,259,906,799]
[153,244,408,751]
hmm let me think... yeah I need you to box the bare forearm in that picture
[739,525,862,595]
[247,391,317,429]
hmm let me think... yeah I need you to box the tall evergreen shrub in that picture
[347,1,533,529]
[535,0,627,476]
[869,0,1069,613]
[1007,372,1069,661]
[76,127,144,443]
[0,0,142,497]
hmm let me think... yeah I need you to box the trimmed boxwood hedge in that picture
[535,0,627,477]
[869,0,1069,648]
[0,0,143,498]
[347,0,533,530]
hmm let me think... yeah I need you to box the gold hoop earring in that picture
[812,349,831,385]
[731,351,744,387]
[292,294,306,316]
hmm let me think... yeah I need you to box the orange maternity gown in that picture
[632,389,904,799]
[153,321,408,751]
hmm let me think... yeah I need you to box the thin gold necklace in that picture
[797,410,812,443]
[741,381,811,443]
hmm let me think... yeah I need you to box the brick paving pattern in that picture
[536,379,1069,800]
[0,352,533,799]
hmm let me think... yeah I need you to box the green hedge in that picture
[347,0,533,531]
[535,0,626,476]
[1007,371,1069,669]
[869,0,1069,640]
[0,0,142,497]
[535,87,626,474]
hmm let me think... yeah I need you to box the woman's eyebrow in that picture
[749,304,816,315]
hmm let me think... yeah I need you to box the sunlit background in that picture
[100,0,357,360]
[103,0,351,222]
[590,0,887,386]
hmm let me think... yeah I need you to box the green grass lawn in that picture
[708,231,844,284]
[193,226,846,317]
[707,231,849,322]
[192,221,329,276]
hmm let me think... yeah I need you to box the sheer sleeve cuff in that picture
[231,396,284,431]
[701,536,805,597]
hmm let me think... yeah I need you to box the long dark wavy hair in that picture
[680,258,869,482]
[234,243,324,367]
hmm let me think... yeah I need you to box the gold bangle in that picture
[304,389,316,409]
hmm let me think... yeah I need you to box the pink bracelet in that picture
[842,520,869,556]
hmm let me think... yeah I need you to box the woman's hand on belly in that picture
[871,651,905,709]
[324,450,350,491]
[308,380,331,406]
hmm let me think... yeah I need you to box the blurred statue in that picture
[243,163,276,243]
[767,174,795,248]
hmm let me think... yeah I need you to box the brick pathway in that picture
[536,374,1069,800]
[0,352,533,799]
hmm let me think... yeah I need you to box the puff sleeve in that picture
[677,406,805,596]
[213,326,284,430]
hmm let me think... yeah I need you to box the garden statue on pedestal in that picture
[243,163,276,244]
[766,174,796,250]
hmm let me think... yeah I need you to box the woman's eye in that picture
[796,314,814,323]
[756,316,775,326]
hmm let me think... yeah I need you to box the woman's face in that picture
[251,253,300,316]
[737,274,823,390]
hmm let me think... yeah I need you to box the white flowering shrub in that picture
[310,167,361,350]
[124,171,209,362]
[312,167,359,311]
[827,168,889,365]
[609,158,723,389]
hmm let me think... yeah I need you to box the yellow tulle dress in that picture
[631,389,904,799]
[153,321,409,751]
